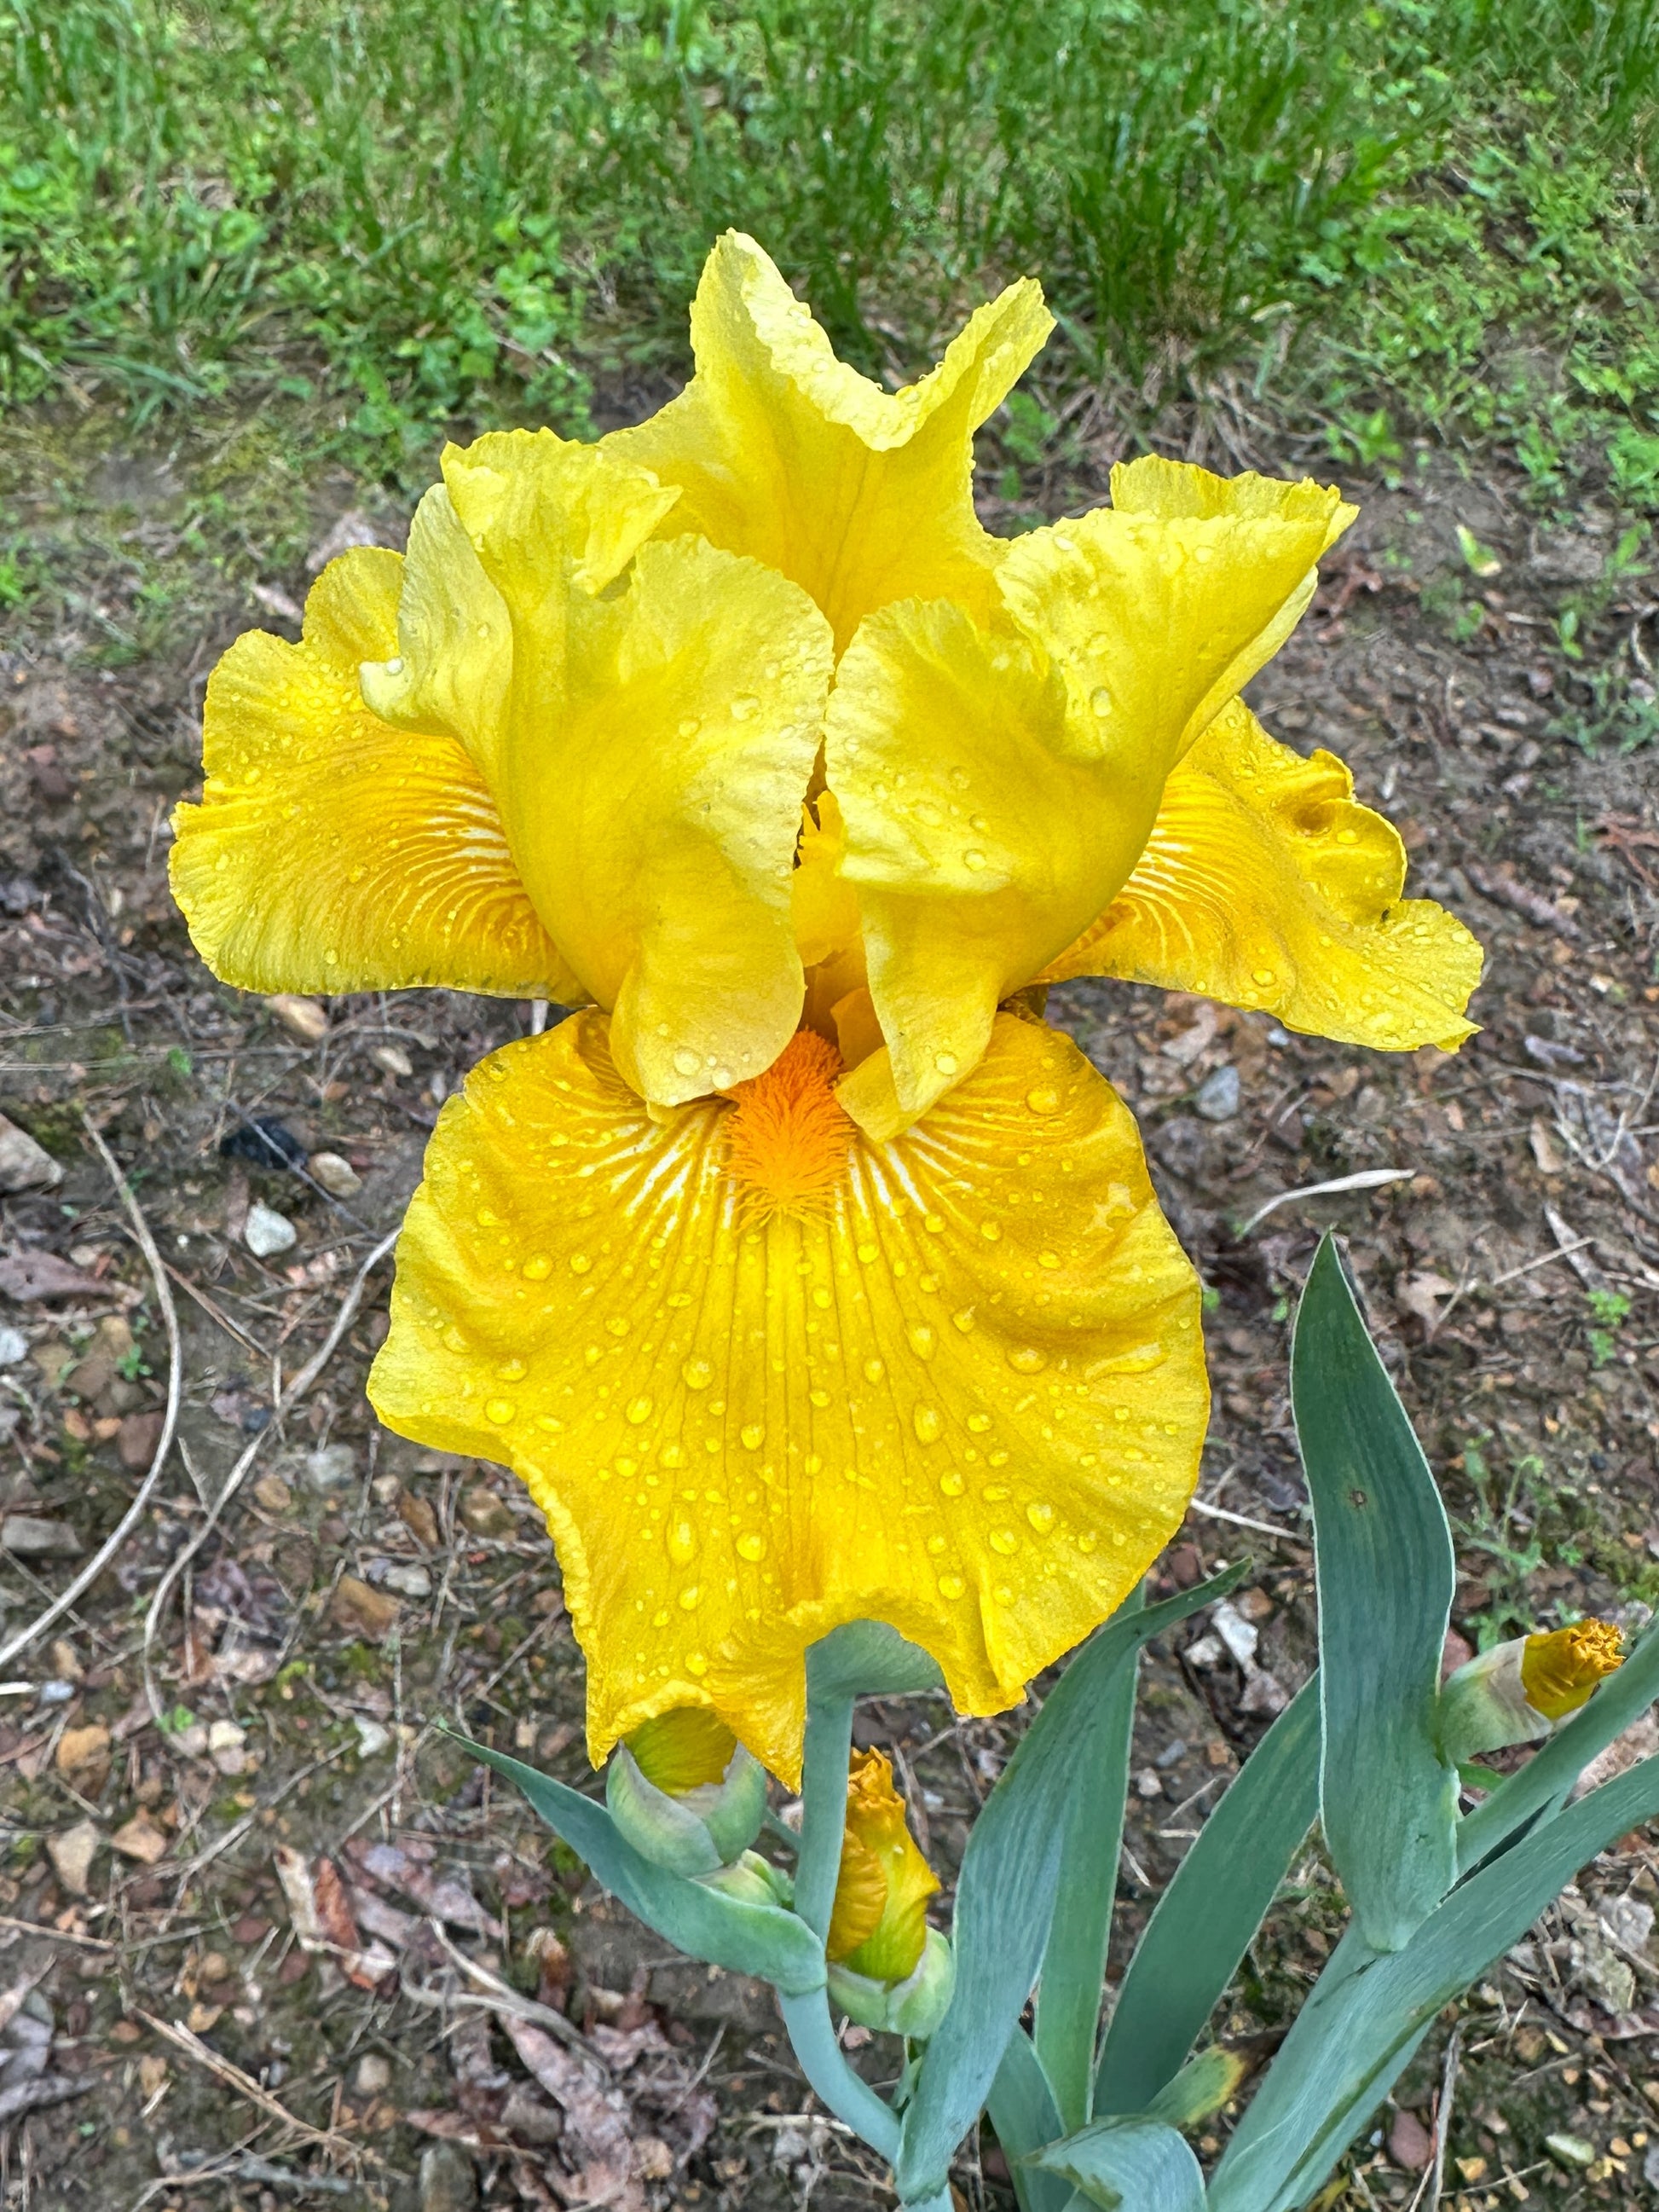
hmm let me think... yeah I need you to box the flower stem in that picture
[795,1685,854,1942]
[777,1987,901,2158]
[777,1686,902,2161]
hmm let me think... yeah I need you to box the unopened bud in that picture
[1440,1620,1623,1764]
[826,1748,939,1990]
[829,1927,955,2040]
[606,1706,767,1876]
[697,1849,795,1910]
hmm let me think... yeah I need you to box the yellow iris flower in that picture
[170,233,1480,1784]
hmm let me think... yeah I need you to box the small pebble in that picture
[370,1043,413,1079]
[307,1150,361,1197]
[354,1716,392,1759]
[266,993,329,1044]
[419,2141,478,2212]
[1194,1063,1240,1121]
[0,1115,63,1193]
[1,1515,83,1558]
[0,1327,28,1366]
[244,1202,298,1258]
[382,1562,432,1600]
[303,1444,356,1492]
[353,2051,392,2098]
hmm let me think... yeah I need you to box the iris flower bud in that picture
[824,1749,953,2037]
[1440,1619,1623,1764]
[605,1706,767,1876]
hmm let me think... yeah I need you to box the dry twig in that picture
[0,1115,182,1674]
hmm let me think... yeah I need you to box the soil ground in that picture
[1,392,1658,2212]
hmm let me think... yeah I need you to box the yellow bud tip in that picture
[626,1705,737,1794]
[826,1747,939,1983]
[1520,1619,1623,1723]
[724,1028,853,1219]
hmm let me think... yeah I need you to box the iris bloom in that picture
[171,234,1479,1782]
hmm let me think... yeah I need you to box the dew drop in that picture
[939,1469,966,1498]
[856,1242,878,1265]
[685,1649,708,1676]
[1025,1086,1061,1115]
[740,1422,765,1450]
[731,693,760,721]
[626,1394,654,1426]
[863,1358,885,1383]
[1077,1530,1099,1555]
[927,1534,947,1556]
[912,1404,943,1445]
[1251,968,1275,987]
[938,1572,966,1600]
[809,1388,830,1408]
[993,1583,1014,1606]
[523,1254,552,1280]
[569,1253,592,1275]
[980,1220,1002,1243]
[682,1358,714,1391]
[934,1051,958,1076]
[484,1398,515,1426]
[965,1410,991,1433]
[1007,1345,1047,1374]
[989,1526,1019,1556]
[1026,1499,1056,1534]
[678,1584,702,1611]
[736,1531,766,1563]
[1038,1250,1061,1271]
[672,1047,701,1077]
[908,1323,937,1361]
[962,848,986,871]
[1089,684,1113,719]
[923,1213,945,1235]
[953,1309,977,1335]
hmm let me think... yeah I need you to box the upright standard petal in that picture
[368,1010,1205,1784]
[608,231,1053,651]
[1040,701,1483,1051]
[828,466,1351,1132]
[170,549,582,1001]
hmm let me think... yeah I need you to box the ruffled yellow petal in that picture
[607,231,1053,651]
[521,546,833,1101]
[368,1007,1205,1784]
[827,471,1350,1131]
[1040,701,1483,1051]
[170,548,583,1002]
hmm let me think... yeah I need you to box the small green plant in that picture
[1587,1287,1632,1367]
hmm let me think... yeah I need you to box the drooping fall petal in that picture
[607,231,1053,652]
[1040,700,1483,1051]
[827,464,1352,1132]
[368,1008,1205,1783]
[170,549,583,1002]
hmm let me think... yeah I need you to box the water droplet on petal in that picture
[682,1358,714,1391]
[673,1047,701,1078]
[980,1220,1002,1243]
[1038,1250,1061,1270]
[863,1358,885,1383]
[485,1398,515,1425]
[989,1527,1019,1556]
[1090,684,1113,719]
[962,848,986,871]
[1008,1346,1047,1375]
[626,1395,654,1426]
[740,1422,765,1450]
[908,1324,937,1360]
[686,1649,708,1675]
[934,1051,958,1075]
[523,1254,552,1280]
[1251,968,1275,987]
[731,693,760,721]
[570,1253,592,1275]
[912,1404,943,1445]
[736,1532,766,1563]
[667,1520,697,1565]
[939,1469,966,1498]
[1026,1500,1056,1534]
[938,1572,966,1600]
[679,1585,702,1610]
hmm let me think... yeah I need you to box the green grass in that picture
[1,0,1657,501]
